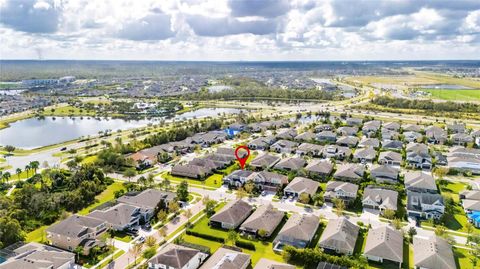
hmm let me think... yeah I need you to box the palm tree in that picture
[16,168,22,180]
[129,243,143,266]
[2,172,11,183]
[24,164,31,178]
[30,161,40,175]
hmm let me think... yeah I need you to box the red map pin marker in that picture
[235,145,250,170]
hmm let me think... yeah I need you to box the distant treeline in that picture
[184,88,339,101]
[372,96,480,113]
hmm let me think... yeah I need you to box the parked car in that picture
[142,223,151,230]
[261,191,267,196]
[138,236,145,243]
[60,147,67,151]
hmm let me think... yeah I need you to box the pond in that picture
[0,108,244,149]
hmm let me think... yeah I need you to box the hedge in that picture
[235,240,255,250]
[186,230,225,243]
[283,246,366,268]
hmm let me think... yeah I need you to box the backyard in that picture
[162,172,223,189]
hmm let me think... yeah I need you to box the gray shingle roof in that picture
[275,214,320,242]
[0,242,75,269]
[240,204,284,235]
[285,177,319,196]
[210,199,253,226]
[364,225,403,263]
[404,171,437,192]
[319,217,359,254]
[149,244,201,269]
[413,236,456,269]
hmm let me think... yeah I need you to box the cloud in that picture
[228,0,290,18]
[0,0,60,33]
[116,13,175,41]
[186,15,277,36]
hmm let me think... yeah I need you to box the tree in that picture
[146,173,155,187]
[3,145,15,154]
[24,164,31,178]
[2,172,11,183]
[226,230,238,245]
[205,200,217,216]
[137,176,147,187]
[162,178,171,191]
[130,243,143,266]
[30,161,40,174]
[184,208,193,228]
[124,168,136,182]
[298,193,310,204]
[73,246,84,262]
[15,168,22,180]
[392,218,402,230]
[177,180,189,202]
[157,210,168,223]
[159,226,167,238]
[434,225,448,238]
[408,227,417,242]
[236,188,248,199]
[466,222,474,241]
[333,198,345,216]
[244,182,255,196]
[433,167,449,179]
[257,229,267,238]
[145,236,157,248]
[312,193,324,206]
[383,209,396,220]
[168,202,180,214]
[143,247,156,259]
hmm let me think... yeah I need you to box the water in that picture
[0,108,243,149]
[0,90,23,95]
[420,84,473,90]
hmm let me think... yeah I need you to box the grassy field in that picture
[425,89,480,101]
[41,105,97,116]
[25,225,49,243]
[453,247,475,269]
[78,182,126,215]
[162,173,223,189]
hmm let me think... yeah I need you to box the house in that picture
[404,131,423,143]
[378,151,402,166]
[459,190,480,200]
[336,136,359,148]
[316,131,337,143]
[448,146,480,159]
[318,217,359,255]
[402,124,423,132]
[223,170,255,187]
[0,242,76,269]
[404,171,437,193]
[324,181,358,204]
[88,203,141,231]
[270,140,299,154]
[117,189,177,221]
[413,236,456,269]
[171,164,210,179]
[406,143,432,169]
[407,191,445,220]
[276,129,298,140]
[353,147,377,163]
[450,133,473,145]
[362,120,381,137]
[467,211,480,228]
[362,186,398,212]
[239,204,284,238]
[316,262,347,269]
[305,159,334,179]
[248,136,275,150]
[358,137,380,149]
[364,226,403,265]
[199,247,251,269]
[254,258,295,269]
[274,157,306,171]
[46,215,107,254]
[383,122,400,131]
[370,164,399,184]
[192,156,227,170]
[210,199,253,229]
[296,143,324,157]
[250,153,281,170]
[315,124,333,132]
[433,151,448,166]
[337,126,358,136]
[284,177,319,198]
[322,145,352,160]
[127,148,159,169]
[447,156,480,174]
[148,243,208,269]
[252,171,289,192]
[333,163,365,182]
[191,131,227,147]
[294,131,316,142]
[462,199,480,212]
[447,123,466,134]
[381,128,399,140]
[382,140,403,151]
[425,126,447,144]
[273,214,320,249]
[346,117,363,126]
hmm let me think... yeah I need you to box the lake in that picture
[0,108,243,149]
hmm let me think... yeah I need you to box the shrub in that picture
[185,230,225,243]
[235,240,256,250]
[142,247,156,259]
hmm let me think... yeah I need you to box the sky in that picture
[0,0,479,61]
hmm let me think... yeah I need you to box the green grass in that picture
[184,213,284,266]
[163,173,223,189]
[25,225,48,243]
[81,155,98,164]
[453,247,475,269]
[78,182,126,215]
[425,89,480,102]
[98,250,125,269]
[41,105,97,116]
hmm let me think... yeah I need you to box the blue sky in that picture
[0,0,479,60]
